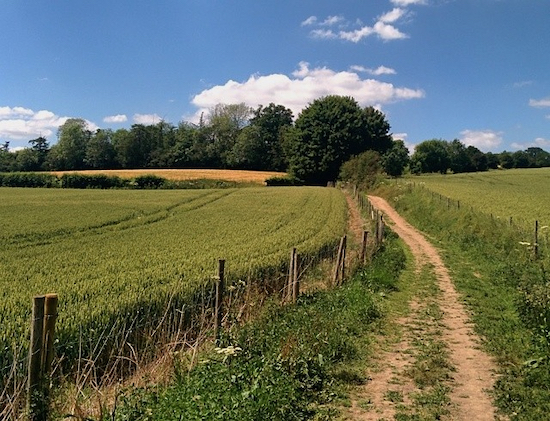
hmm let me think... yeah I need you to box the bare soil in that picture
[342,195,501,420]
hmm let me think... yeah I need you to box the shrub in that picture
[0,172,60,188]
[132,174,167,189]
[265,176,303,186]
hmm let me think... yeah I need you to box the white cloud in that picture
[133,113,163,125]
[190,62,424,122]
[460,129,503,152]
[529,98,550,108]
[0,106,69,140]
[103,114,128,123]
[306,7,409,43]
[350,65,397,76]
[301,16,317,26]
[311,29,338,40]
[320,15,344,26]
[379,8,406,24]
[511,137,550,150]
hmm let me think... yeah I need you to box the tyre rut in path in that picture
[365,195,499,420]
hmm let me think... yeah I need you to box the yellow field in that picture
[50,169,287,184]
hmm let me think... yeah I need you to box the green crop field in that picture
[410,168,550,227]
[0,186,347,397]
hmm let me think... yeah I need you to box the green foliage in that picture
[0,172,60,187]
[132,174,167,189]
[265,176,303,186]
[410,139,450,174]
[287,96,392,184]
[108,233,407,420]
[60,173,128,189]
[382,139,410,177]
[339,150,382,189]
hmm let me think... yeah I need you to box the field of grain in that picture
[0,186,346,396]
[49,169,287,184]
[411,168,550,226]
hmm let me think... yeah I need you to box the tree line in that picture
[1,95,549,185]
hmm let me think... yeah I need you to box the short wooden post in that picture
[360,231,369,264]
[534,220,539,258]
[447,197,450,209]
[287,248,296,302]
[341,235,347,282]
[28,296,46,421]
[457,200,460,210]
[43,294,58,377]
[333,236,346,286]
[292,252,300,303]
[214,260,225,340]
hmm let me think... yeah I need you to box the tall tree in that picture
[50,118,91,170]
[85,129,116,169]
[249,103,294,171]
[286,95,368,184]
[382,139,409,177]
[363,106,393,153]
[410,139,450,174]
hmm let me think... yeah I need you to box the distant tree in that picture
[85,129,116,169]
[410,139,450,174]
[0,142,15,172]
[465,145,488,171]
[28,136,49,169]
[249,103,294,171]
[363,106,393,153]
[227,126,266,170]
[13,148,40,171]
[485,152,499,169]
[525,147,550,167]
[339,150,382,188]
[205,103,253,167]
[512,150,530,168]
[499,151,514,169]
[382,139,409,177]
[286,95,377,184]
[447,139,471,173]
[49,118,91,170]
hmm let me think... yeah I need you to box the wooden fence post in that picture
[28,296,46,421]
[214,260,225,340]
[534,220,539,258]
[333,236,346,286]
[43,294,58,377]
[292,252,300,303]
[360,231,369,265]
[286,248,296,302]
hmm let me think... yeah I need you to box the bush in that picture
[60,173,128,189]
[0,172,60,188]
[132,174,167,189]
[265,176,303,186]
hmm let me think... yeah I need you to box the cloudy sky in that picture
[1,0,549,152]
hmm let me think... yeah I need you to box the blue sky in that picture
[1,0,549,153]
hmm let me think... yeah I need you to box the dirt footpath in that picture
[346,195,500,420]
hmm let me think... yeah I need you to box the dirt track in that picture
[345,195,500,420]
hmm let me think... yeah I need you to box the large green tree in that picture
[47,118,91,170]
[249,103,294,171]
[286,96,391,184]
[410,139,450,174]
